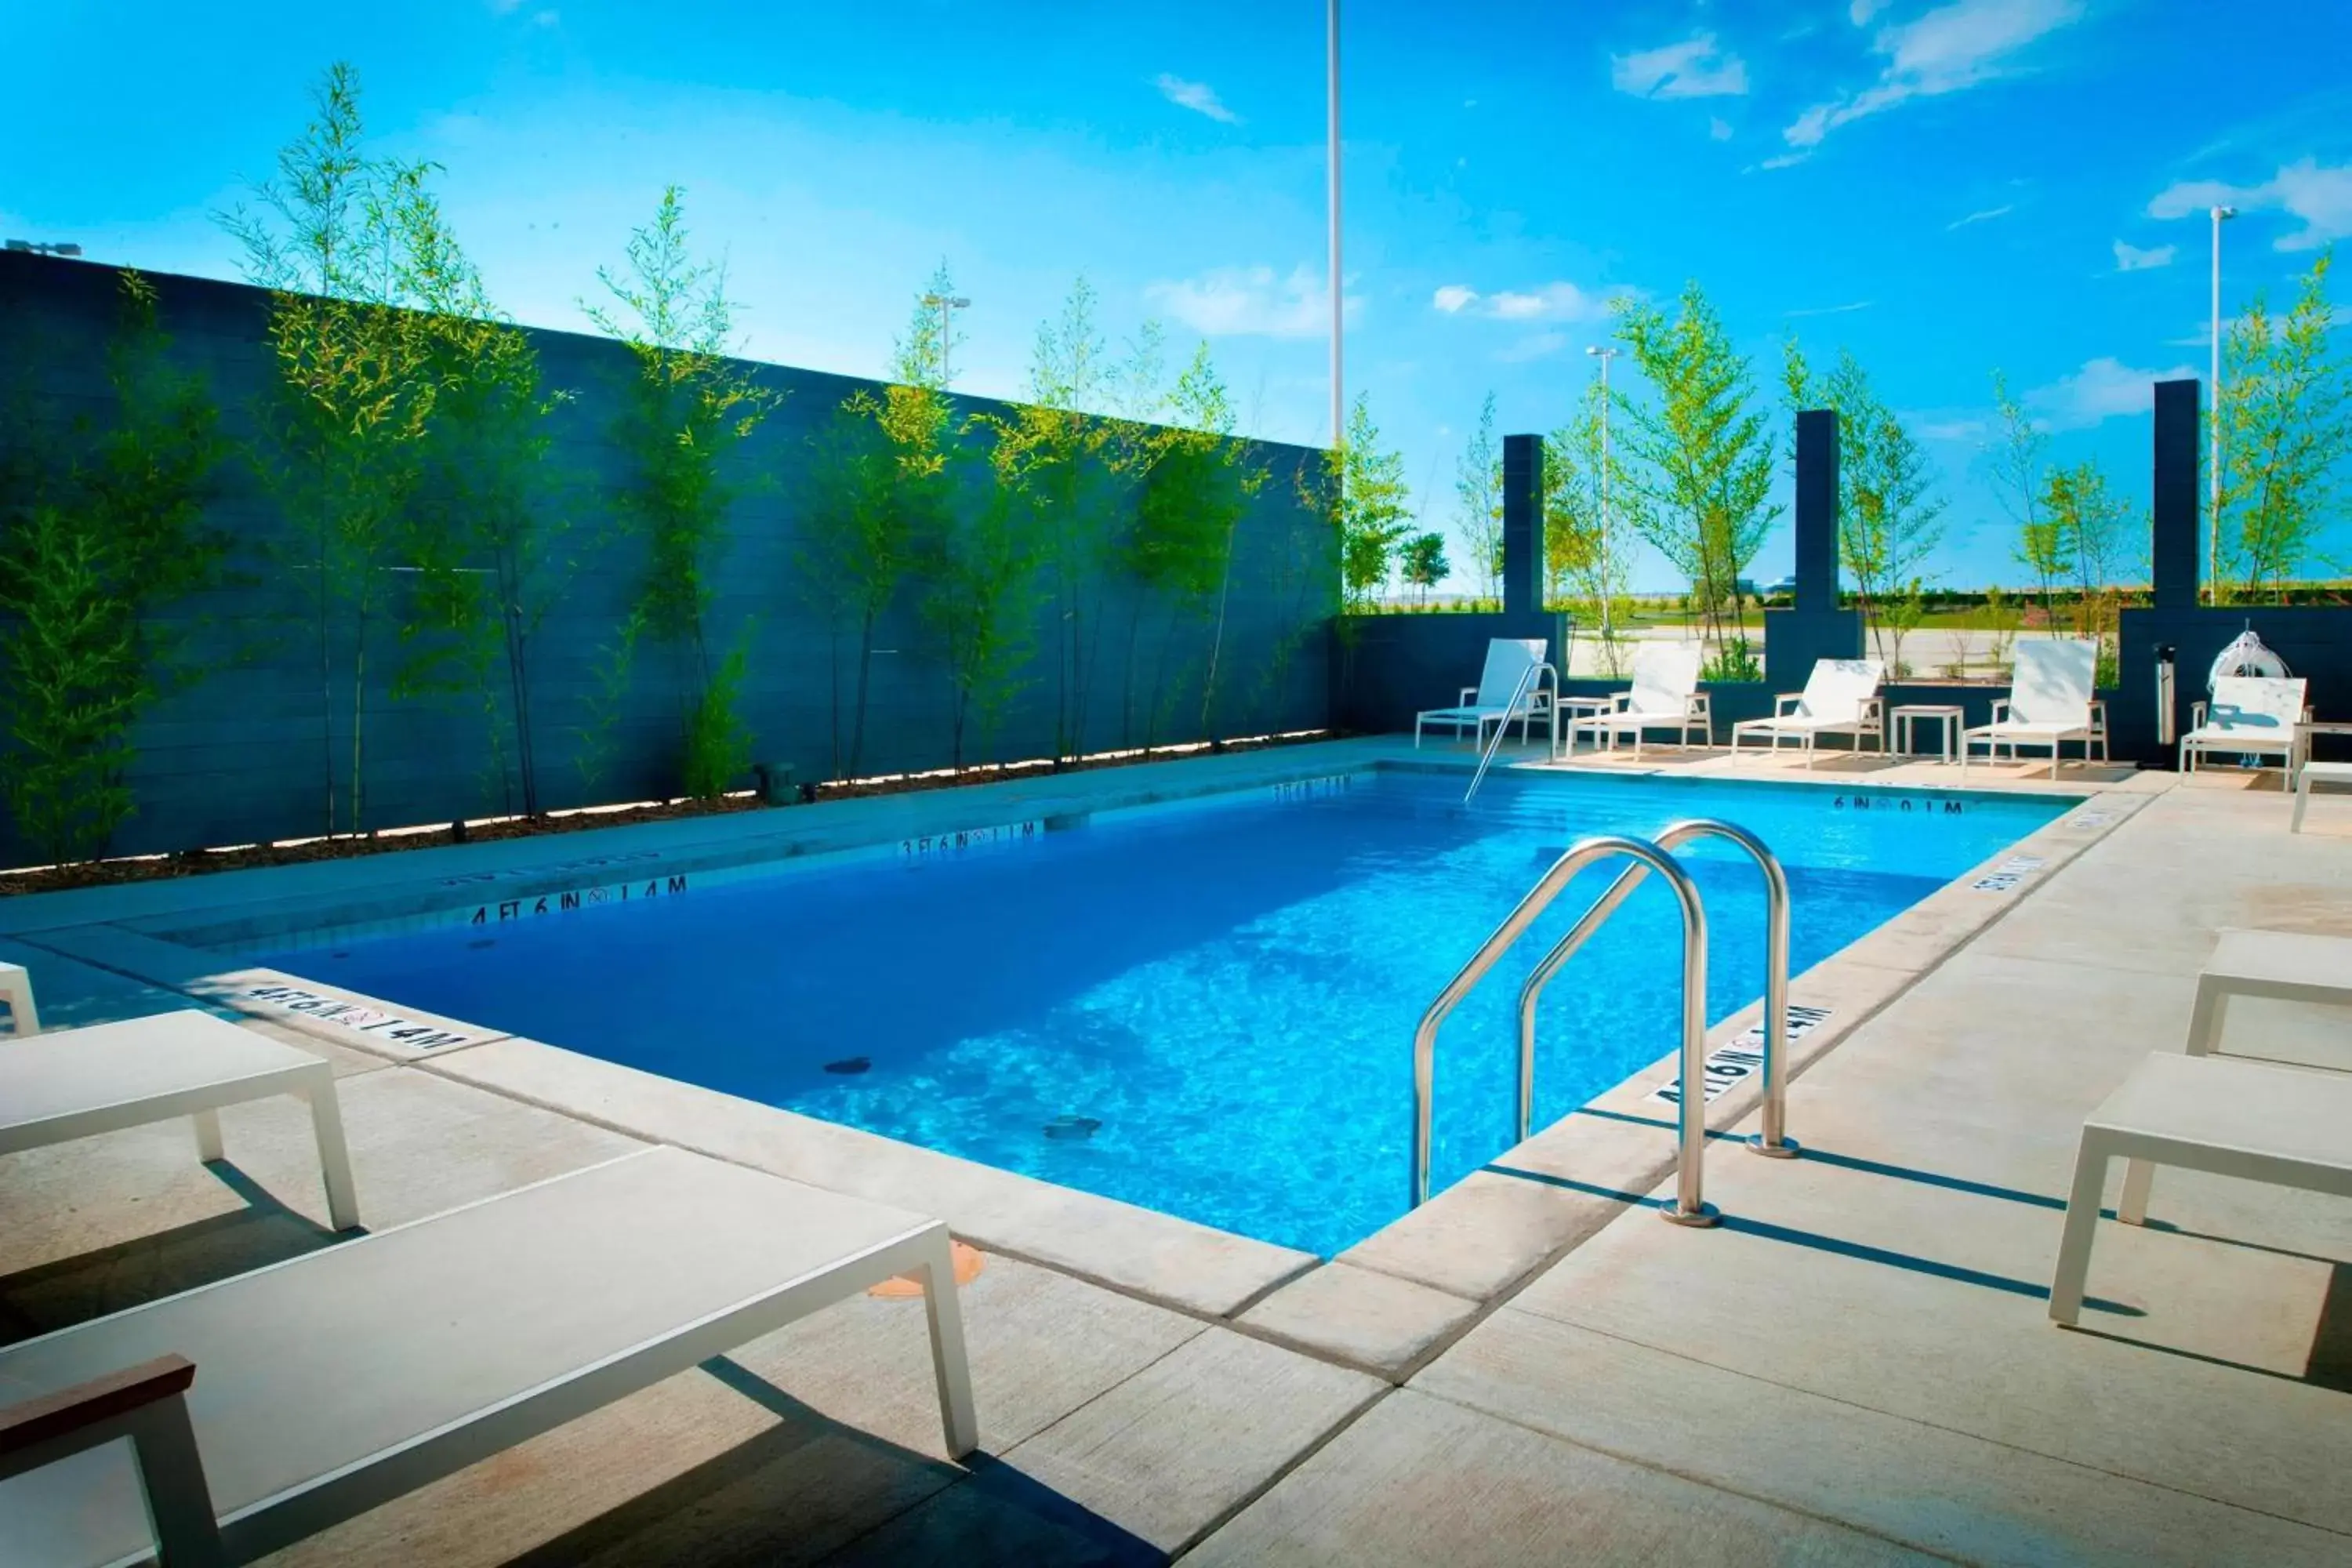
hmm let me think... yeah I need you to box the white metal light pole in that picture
[921,292,971,387]
[1585,345,1621,646]
[2207,205,2236,604]
[1327,0,1344,453]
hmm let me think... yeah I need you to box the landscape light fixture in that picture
[5,239,83,256]
[921,292,971,387]
[1585,346,1622,645]
[2208,205,2237,606]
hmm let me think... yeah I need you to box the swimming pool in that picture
[261,769,2067,1256]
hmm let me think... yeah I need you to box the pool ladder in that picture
[1462,660,1561,804]
[1409,819,1797,1223]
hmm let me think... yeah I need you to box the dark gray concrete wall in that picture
[0,253,1336,862]
[2116,376,2352,764]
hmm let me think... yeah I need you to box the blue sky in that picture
[6,0,2348,590]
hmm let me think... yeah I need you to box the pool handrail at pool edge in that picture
[1513,818,1796,1162]
[1462,659,1561,804]
[1410,833,1719,1225]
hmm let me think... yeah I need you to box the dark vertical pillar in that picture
[2151,378,2200,610]
[1501,433,1542,618]
[1794,409,1838,612]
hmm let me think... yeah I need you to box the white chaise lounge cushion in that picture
[1417,637,1548,726]
[2184,676,2307,751]
[1744,659,1883,732]
[0,1146,974,1566]
[1621,642,1702,717]
[2000,638,2098,732]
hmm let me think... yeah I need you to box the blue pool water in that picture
[263,771,2065,1256]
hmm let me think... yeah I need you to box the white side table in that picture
[2293,760,2352,833]
[1559,695,1621,752]
[1890,704,1965,763]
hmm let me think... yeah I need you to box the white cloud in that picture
[2112,239,2176,272]
[1946,204,2014,230]
[1849,0,1893,21]
[1497,332,1569,363]
[1145,265,1350,338]
[1153,73,1240,125]
[1709,115,1734,141]
[1784,300,1874,318]
[1915,416,1990,442]
[2147,158,2352,251]
[1611,33,1750,100]
[1431,280,1627,323]
[1786,0,2085,147]
[1752,152,1812,172]
[2026,355,2196,430]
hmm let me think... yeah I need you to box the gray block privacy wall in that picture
[0,253,1338,863]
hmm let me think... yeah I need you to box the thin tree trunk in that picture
[848,604,877,782]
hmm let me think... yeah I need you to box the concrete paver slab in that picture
[1001,1327,1382,1555]
[735,1251,1205,1461]
[1188,1388,1942,1567]
[1238,1261,1480,1377]
[1418,1305,2352,1566]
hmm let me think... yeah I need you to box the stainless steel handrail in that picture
[1513,818,1795,1163]
[1463,662,1559,804]
[1410,833,1713,1222]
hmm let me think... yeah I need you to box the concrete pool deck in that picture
[3,740,2347,1563]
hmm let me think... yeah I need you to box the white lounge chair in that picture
[2179,675,2309,775]
[2051,1052,2352,1327]
[1961,638,2099,779]
[0,960,37,1036]
[0,1145,978,1566]
[1414,637,1555,751]
[1729,659,1886,768]
[1567,642,1709,758]
[2113,927,2352,1224]
[1,1011,361,1232]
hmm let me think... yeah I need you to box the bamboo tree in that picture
[1130,343,1261,743]
[1613,281,1780,675]
[1986,371,2065,625]
[924,428,1044,770]
[1333,394,1414,612]
[1544,379,1634,673]
[2044,459,2136,684]
[1782,342,1944,670]
[1454,392,1504,604]
[0,270,230,865]
[389,186,574,818]
[220,63,448,834]
[2218,249,2349,601]
[802,270,956,779]
[584,184,777,799]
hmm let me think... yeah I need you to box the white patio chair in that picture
[1961,638,2099,779]
[1567,642,1710,759]
[2179,676,2309,776]
[0,1146,978,1566]
[1729,659,1886,768]
[1414,637,1555,751]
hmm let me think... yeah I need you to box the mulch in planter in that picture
[0,730,1335,898]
